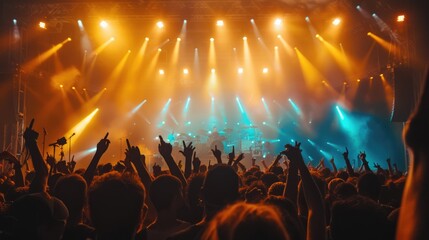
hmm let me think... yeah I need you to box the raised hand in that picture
[125,145,141,163]
[211,145,222,164]
[179,141,195,159]
[192,152,201,173]
[233,153,245,167]
[282,141,302,162]
[227,146,235,165]
[153,162,161,176]
[96,138,110,154]
[178,160,183,170]
[46,154,56,167]
[329,157,335,164]
[23,118,39,142]
[158,135,172,157]
[342,147,349,159]
[359,151,367,161]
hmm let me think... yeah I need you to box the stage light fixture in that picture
[305,16,310,22]
[210,37,214,42]
[250,19,255,23]
[72,86,76,90]
[216,20,224,26]
[183,68,189,75]
[177,37,181,42]
[397,15,405,22]
[59,84,64,88]
[332,18,341,26]
[13,19,17,24]
[238,67,244,74]
[262,67,269,74]
[39,21,46,29]
[211,68,216,74]
[145,37,149,41]
[156,21,164,29]
[159,69,165,75]
[158,48,162,52]
[183,19,187,23]
[243,36,247,41]
[100,20,108,29]
[77,19,83,27]
[274,18,282,26]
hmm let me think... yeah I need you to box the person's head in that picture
[333,182,357,200]
[88,172,145,239]
[202,165,239,212]
[53,174,87,225]
[264,196,304,240]
[357,172,381,201]
[202,202,290,240]
[186,173,205,207]
[149,175,184,213]
[335,171,349,181]
[268,182,285,197]
[330,195,393,240]
[7,192,69,240]
[260,172,280,189]
[328,178,345,195]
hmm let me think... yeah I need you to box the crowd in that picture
[0,73,428,240]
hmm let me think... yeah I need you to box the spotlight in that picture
[13,19,17,24]
[156,21,164,29]
[77,19,83,27]
[356,5,361,9]
[210,37,214,42]
[158,48,162,52]
[159,69,165,75]
[397,15,405,22]
[145,37,149,41]
[39,21,46,29]
[177,37,181,42]
[100,20,108,29]
[277,34,281,39]
[67,37,72,41]
[110,37,115,41]
[59,84,64,88]
[274,18,282,26]
[357,79,361,82]
[72,86,76,90]
[332,18,341,26]
[250,19,255,23]
[262,67,269,74]
[305,16,310,22]
[184,19,187,23]
[216,20,224,26]
[243,36,247,41]
[183,68,189,75]
[372,13,377,17]
[211,68,216,74]
[238,67,243,74]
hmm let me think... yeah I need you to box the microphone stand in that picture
[42,128,47,158]
[69,133,75,162]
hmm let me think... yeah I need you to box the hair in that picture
[149,175,183,212]
[202,164,239,208]
[88,172,145,237]
[202,202,290,240]
[328,178,345,195]
[357,172,381,201]
[260,172,280,189]
[268,182,285,197]
[333,182,357,200]
[53,174,87,224]
[330,195,393,240]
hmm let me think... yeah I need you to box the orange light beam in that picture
[367,32,401,56]
[22,38,71,72]
[64,108,99,143]
[316,34,351,74]
[92,37,115,56]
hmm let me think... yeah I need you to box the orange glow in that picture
[22,38,71,72]
[397,15,405,22]
[39,21,46,29]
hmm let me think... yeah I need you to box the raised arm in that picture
[358,151,372,173]
[83,134,110,186]
[211,145,223,164]
[342,147,355,176]
[386,158,394,177]
[158,135,187,187]
[179,141,195,179]
[329,157,338,175]
[23,120,49,193]
[284,142,326,240]
[397,71,429,240]
[127,145,152,190]
[268,154,283,172]
[283,147,299,205]
[192,152,201,174]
